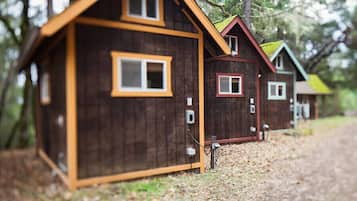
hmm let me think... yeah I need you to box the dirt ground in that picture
[0,116,357,201]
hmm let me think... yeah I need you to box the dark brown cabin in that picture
[260,41,308,130]
[204,16,276,144]
[16,0,232,190]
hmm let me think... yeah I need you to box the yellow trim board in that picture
[198,33,205,173]
[38,149,69,187]
[111,51,173,97]
[183,0,231,55]
[66,23,78,191]
[41,0,98,36]
[76,17,200,39]
[121,0,165,27]
[76,162,201,188]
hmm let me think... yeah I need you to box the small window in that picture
[40,73,51,105]
[275,54,283,70]
[217,73,243,97]
[121,0,165,26]
[224,35,238,55]
[268,82,286,100]
[111,52,172,97]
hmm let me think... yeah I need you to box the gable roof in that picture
[307,74,332,94]
[260,40,308,80]
[17,0,231,71]
[214,16,276,73]
[297,74,332,95]
[214,15,236,32]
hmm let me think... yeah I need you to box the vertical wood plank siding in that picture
[204,60,258,142]
[75,1,200,178]
[260,50,296,130]
[204,24,264,143]
[38,37,67,166]
[82,0,196,33]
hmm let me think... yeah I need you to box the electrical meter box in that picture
[186,110,195,124]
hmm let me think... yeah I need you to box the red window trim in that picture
[216,73,244,97]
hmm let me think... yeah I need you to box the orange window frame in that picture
[111,51,173,97]
[121,0,165,27]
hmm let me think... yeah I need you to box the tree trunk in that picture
[5,68,33,148]
[47,0,54,18]
[243,0,252,29]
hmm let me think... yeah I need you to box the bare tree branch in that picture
[0,15,20,45]
[201,0,231,17]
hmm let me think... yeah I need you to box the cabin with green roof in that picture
[259,40,308,130]
[296,74,332,119]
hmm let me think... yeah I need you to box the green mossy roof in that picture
[260,40,284,58]
[214,15,237,32]
[307,74,332,94]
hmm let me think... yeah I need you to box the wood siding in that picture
[205,60,258,142]
[260,50,296,130]
[82,0,196,33]
[75,21,200,179]
[38,38,67,167]
[260,73,294,130]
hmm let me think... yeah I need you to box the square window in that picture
[268,82,286,100]
[217,74,243,97]
[122,0,164,26]
[111,52,172,97]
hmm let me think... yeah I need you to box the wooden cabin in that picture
[260,41,308,130]
[16,0,232,190]
[204,16,276,144]
[296,74,332,120]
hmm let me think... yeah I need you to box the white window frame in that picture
[268,81,286,100]
[118,57,167,92]
[217,75,242,96]
[225,35,238,55]
[127,0,160,21]
[40,73,51,105]
[275,54,284,70]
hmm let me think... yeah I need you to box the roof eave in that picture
[183,0,231,55]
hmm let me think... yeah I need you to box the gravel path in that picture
[1,117,357,201]
[247,121,357,201]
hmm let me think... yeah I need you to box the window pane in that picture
[41,73,50,102]
[270,84,276,96]
[129,0,142,15]
[147,62,163,89]
[121,60,142,88]
[146,0,157,18]
[231,77,240,93]
[278,85,283,96]
[231,37,237,51]
[219,77,230,93]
